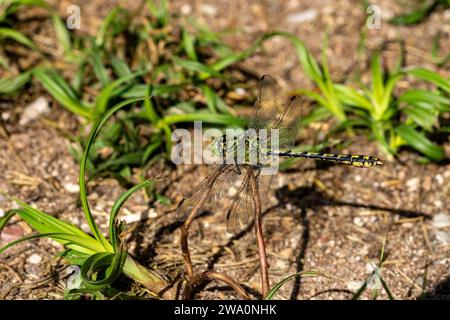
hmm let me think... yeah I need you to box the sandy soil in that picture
[0,0,449,299]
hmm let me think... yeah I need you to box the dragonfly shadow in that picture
[128,209,216,261]
[274,184,431,300]
[419,275,450,300]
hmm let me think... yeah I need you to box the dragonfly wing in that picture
[226,167,255,234]
[271,96,303,151]
[249,75,303,152]
[249,75,282,130]
[176,164,228,222]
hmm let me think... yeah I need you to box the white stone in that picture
[235,88,246,95]
[122,212,143,224]
[347,280,364,291]
[180,4,191,15]
[435,174,444,185]
[365,261,377,274]
[148,208,158,218]
[287,9,318,24]
[435,231,450,245]
[19,97,50,125]
[27,254,42,264]
[406,177,419,190]
[63,182,80,194]
[432,213,450,228]
[66,266,82,290]
[201,4,217,16]
[353,217,364,227]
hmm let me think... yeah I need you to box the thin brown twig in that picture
[179,168,251,300]
[249,169,270,297]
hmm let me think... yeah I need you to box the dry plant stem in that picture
[203,271,251,299]
[180,172,250,300]
[180,190,210,281]
[250,170,270,297]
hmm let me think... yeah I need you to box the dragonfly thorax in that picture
[210,133,273,166]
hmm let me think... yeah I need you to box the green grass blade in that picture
[51,12,71,53]
[0,71,31,95]
[79,98,148,249]
[0,210,17,230]
[395,124,445,161]
[0,27,37,50]
[172,56,225,80]
[110,57,132,78]
[109,179,156,248]
[80,246,127,290]
[89,50,110,87]
[371,53,384,102]
[182,28,198,61]
[408,68,450,92]
[95,70,146,115]
[33,68,93,119]
[160,112,246,127]
[264,271,319,300]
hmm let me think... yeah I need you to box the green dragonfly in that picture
[177,75,383,232]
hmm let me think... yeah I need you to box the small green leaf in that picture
[182,28,198,61]
[395,124,445,161]
[0,71,31,95]
[51,13,71,53]
[264,271,319,300]
[0,27,37,50]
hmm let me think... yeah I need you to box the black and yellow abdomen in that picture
[273,151,384,167]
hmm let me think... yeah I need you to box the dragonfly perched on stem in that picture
[177,75,383,297]
[177,75,383,233]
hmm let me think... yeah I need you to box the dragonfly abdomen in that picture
[273,152,383,167]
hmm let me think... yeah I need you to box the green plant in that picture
[335,54,448,161]
[21,0,254,185]
[287,33,448,162]
[264,271,320,300]
[352,236,395,300]
[389,0,450,25]
[0,98,173,299]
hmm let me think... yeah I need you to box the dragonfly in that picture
[177,75,383,233]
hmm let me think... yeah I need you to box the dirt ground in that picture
[0,0,449,300]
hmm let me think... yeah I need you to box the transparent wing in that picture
[226,167,255,234]
[270,96,303,152]
[249,75,303,152]
[176,164,230,222]
[249,75,282,130]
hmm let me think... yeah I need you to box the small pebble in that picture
[435,174,444,185]
[347,280,364,291]
[365,261,377,274]
[63,182,80,194]
[353,217,364,227]
[180,4,191,15]
[19,97,50,125]
[148,208,158,218]
[432,213,450,228]
[201,4,217,16]
[406,177,419,190]
[287,9,318,24]
[27,254,42,264]
[122,212,144,224]
[434,231,450,245]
